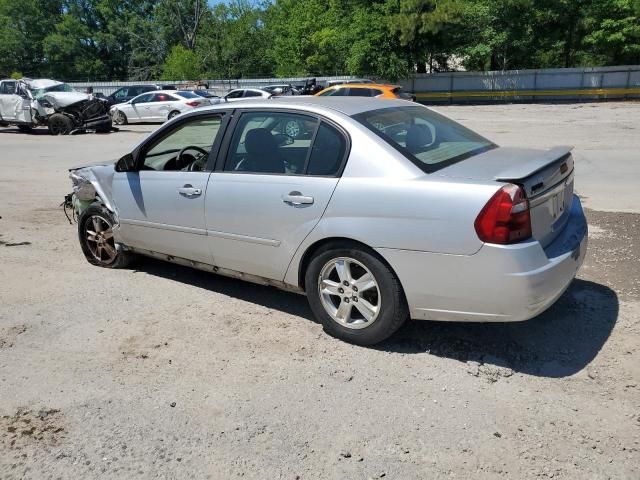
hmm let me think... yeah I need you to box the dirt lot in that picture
[0,102,638,479]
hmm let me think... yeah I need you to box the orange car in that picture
[315,83,416,101]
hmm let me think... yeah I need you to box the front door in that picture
[205,110,349,280]
[0,81,31,123]
[128,93,154,122]
[112,113,228,263]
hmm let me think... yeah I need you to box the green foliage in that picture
[161,44,203,80]
[10,71,23,79]
[0,0,637,81]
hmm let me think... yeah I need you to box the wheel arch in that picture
[296,237,407,303]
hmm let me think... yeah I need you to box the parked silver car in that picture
[67,98,587,345]
[110,90,208,124]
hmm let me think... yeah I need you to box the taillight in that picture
[474,184,532,244]
[186,101,200,107]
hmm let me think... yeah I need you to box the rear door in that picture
[112,112,229,263]
[147,93,175,121]
[204,109,349,280]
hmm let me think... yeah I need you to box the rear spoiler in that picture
[494,146,573,181]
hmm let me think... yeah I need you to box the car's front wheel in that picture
[48,113,74,135]
[305,245,408,345]
[78,203,132,268]
[113,110,127,125]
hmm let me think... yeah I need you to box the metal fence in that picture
[69,76,355,96]
[396,65,640,103]
[69,66,640,103]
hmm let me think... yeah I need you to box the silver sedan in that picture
[68,98,588,345]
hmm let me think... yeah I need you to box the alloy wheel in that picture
[84,215,117,264]
[284,120,301,138]
[318,257,381,329]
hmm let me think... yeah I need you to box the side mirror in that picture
[115,153,136,172]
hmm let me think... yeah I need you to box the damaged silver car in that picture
[0,78,112,135]
[66,99,587,346]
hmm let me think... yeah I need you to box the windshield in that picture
[353,105,496,173]
[32,83,75,98]
[175,90,199,99]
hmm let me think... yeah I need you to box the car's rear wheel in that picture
[305,245,408,345]
[78,203,132,268]
[113,110,127,125]
[168,110,180,120]
[48,113,74,135]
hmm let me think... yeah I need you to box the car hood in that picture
[40,91,91,108]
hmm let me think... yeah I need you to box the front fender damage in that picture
[67,164,118,220]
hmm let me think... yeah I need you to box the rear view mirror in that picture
[115,153,135,172]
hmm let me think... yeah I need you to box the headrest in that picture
[245,128,277,154]
[405,124,433,153]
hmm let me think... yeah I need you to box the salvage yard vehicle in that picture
[316,83,416,101]
[67,97,588,345]
[0,78,112,135]
[223,88,272,101]
[110,90,208,124]
[104,84,159,106]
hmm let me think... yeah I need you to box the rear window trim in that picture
[353,107,497,174]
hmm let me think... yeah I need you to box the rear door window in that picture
[222,111,348,177]
[307,123,347,176]
[243,90,263,98]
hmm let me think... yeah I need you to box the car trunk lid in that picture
[438,146,574,247]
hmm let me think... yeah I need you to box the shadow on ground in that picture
[0,127,51,135]
[137,258,618,379]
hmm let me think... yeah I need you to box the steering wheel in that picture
[177,145,208,171]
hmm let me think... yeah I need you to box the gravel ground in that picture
[0,102,639,479]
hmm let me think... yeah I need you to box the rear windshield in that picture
[353,105,496,173]
[175,90,199,99]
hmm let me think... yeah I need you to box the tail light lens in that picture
[474,184,532,244]
[186,101,200,107]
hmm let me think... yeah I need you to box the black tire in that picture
[168,110,180,120]
[305,244,408,345]
[48,113,74,135]
[17,125,32,133]
[113,110,127,125]
[78,203,132,269]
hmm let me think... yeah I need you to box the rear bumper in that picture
[376,195,588,322]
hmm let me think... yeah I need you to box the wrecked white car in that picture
[0,78,112,135]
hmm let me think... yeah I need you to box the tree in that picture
[162,44,203,79]
[0,0,63,77]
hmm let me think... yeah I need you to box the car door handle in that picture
[282,191,314,205]
[178,185,202,197]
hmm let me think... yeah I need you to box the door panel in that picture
[112,114,227,262]
[112,171,212,262]
[205,174,339,280]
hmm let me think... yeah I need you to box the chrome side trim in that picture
[119,218,207,235]
[128,247,303,294]
[206,229,281,247]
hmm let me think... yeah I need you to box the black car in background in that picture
[105,85,160,106]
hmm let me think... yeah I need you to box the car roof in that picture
[193,96,413,117]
